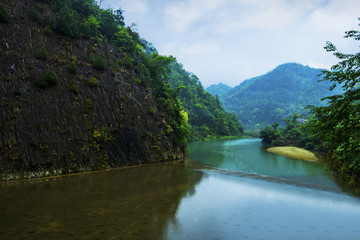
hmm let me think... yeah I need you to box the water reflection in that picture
[0,165,204,240]
[166,173,360,240]
[1,139,360,240]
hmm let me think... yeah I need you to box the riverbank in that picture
[267,146,318,162]
[0,159,186,183]
[202,135,241,141]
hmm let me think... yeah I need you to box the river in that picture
[1,139,360,239]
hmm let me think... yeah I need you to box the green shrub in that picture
[84,98,93,112]
[41,13,53,27]
[135,78,142,84]
[35,70,58,88]
[69,85,80,94]
[149,107,156,115]
[28,8,40,22]
[0,3,12,23]
[118,54,134,68]
[88,77,99,87]
[67,60,77,74]
[91,54,106,70]
[305,142,314,151]
[36,48,48,60]
[44,25,52,35]
[55,6,78,37]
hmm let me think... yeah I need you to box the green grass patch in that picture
[90,54,106,70]
[267,146,318,161]
[88,77,99,87]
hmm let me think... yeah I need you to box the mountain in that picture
[206,83,231,97]
[221,63,342,129]
[0,0,186,180]
[166,62,243,140]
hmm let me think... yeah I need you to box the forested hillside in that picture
[206,83,231,97]
[166,62,243,140]
[0,0,188,179]
[220,63,342,129]
[259,23,360,195]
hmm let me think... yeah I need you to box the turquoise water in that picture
[1,139,360,239]
[188,138,338,191]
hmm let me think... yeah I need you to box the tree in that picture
[85,15,100,37]
[72,0,97,17]
[55,6,78,37]
[308,19,360,193]
[114,27,137,53]
[99,9,124,39]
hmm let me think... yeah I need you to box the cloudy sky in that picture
[100,0,359,87]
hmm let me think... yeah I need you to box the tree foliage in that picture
[259,113,320,150]
[308,19,360,193]
[166,61,243,140]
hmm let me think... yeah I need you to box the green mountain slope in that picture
[166,62,243,140]
[206,83,231,97]
[221,63,342,129]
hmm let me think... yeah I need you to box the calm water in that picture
[1,139,360,240]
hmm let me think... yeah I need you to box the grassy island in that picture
[267,147,318,162]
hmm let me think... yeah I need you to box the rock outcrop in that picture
[0,1,184,180]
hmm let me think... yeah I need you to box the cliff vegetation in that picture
[0,0,188,180]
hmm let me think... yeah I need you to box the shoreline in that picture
[0,159,186,184]
[267,146,318,162]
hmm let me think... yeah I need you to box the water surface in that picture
[188,138,338,190]
[1,139,360,239]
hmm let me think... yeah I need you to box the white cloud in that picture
[181,41,221,55]
[164,0,225,32]
[307,0,359,34]
[101,0,360,87]
[212,0,328,32]
[160,40,221,56]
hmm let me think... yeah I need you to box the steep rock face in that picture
[0,1,183,180]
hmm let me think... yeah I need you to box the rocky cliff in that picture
[0,0,184,180]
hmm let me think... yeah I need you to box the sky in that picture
[100,0,360,88]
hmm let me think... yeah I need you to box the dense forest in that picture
[212,63,342,129]
[260,21,360,195]
[166,62,243,140]
[141,40,243,140]
[206,83,231,98]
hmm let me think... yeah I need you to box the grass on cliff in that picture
[267,146,318,162]
[0,3,11,23]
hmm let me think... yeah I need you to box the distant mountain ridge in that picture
[206,83,231,97]
[211,63,342,129]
